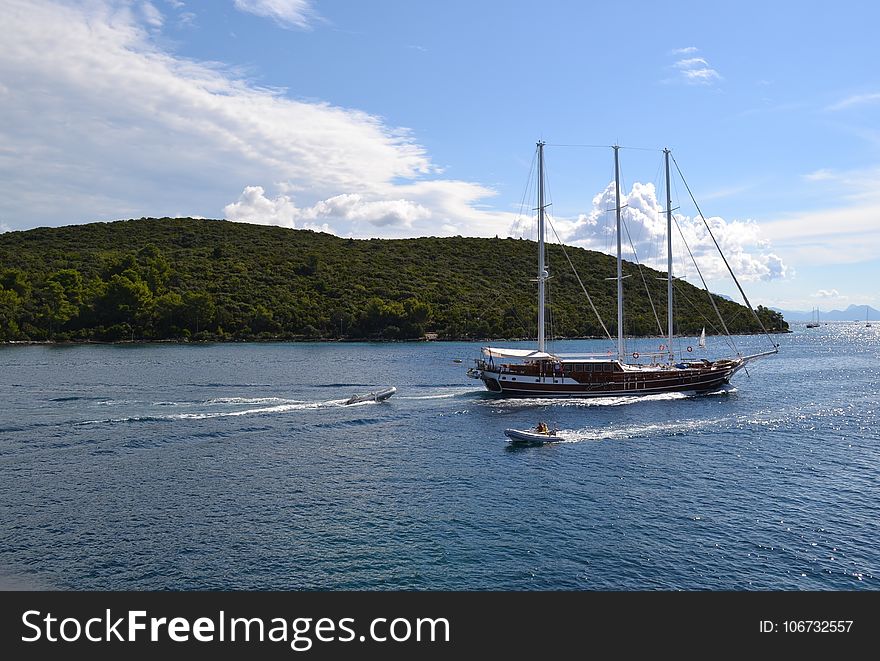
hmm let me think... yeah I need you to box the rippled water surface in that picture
[1,325,878,590]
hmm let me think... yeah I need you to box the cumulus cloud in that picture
[232,0,317,29]
[222,177,513,238]
[224,186,431,231]
[224,186,301,228]
[556,180,787,282]
[312,194,431,228]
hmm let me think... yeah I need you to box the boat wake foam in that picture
[73,397,380,425]
[399,387,477,401]
[485,386,736,409]
[555,415,734,443]
[172,400,340,419]
[204,396,302,406]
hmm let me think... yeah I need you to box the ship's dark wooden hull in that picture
[474,359,740,397]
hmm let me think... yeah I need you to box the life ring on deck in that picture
[687,346,693,352]
[632,352,640,359]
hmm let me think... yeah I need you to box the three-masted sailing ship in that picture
[468,142,777,397]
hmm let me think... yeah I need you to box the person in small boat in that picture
[535,421,549,434]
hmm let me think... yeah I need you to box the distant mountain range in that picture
[772,304,879,322]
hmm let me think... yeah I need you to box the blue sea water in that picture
[1,325,878,590]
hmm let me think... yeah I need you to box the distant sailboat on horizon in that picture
[867,305,872,328]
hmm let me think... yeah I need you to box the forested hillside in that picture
[0,218,787,342]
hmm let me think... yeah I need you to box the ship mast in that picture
[537,141,547,353]
[664,148,674,363]
[613,145,624,362]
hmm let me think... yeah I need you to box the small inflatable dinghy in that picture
[504,426,563,445]
[343,386,397,405]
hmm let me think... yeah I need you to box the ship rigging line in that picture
[545,143,662,152]
[671,154,779,351]
[621,215,665,336]
[672,280,726,336]
[671,211,740,356]
[545,217,615,344]
[471,150,539,336]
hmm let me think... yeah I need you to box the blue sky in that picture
[1,0,879,312]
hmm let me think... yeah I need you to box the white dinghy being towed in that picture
[343,386,397,406]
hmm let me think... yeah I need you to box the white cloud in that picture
[388,179,513,238]
[670,51,721,85]
[814,289,840,298]
[760,202,880,265]
[232,0,316,29]
[757,164,880,266]
[827,92,880,111]
[223,178,515,238]
[224,187,431,231]
[803,169,835,181]
[670,46,698,55]
[0,0,520,238]
[554,180,787,283]
[676,57,710,68]
[797,166,880,197]
[140,1,164,28]
[224,186,301,228]
[312,194,430,228]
